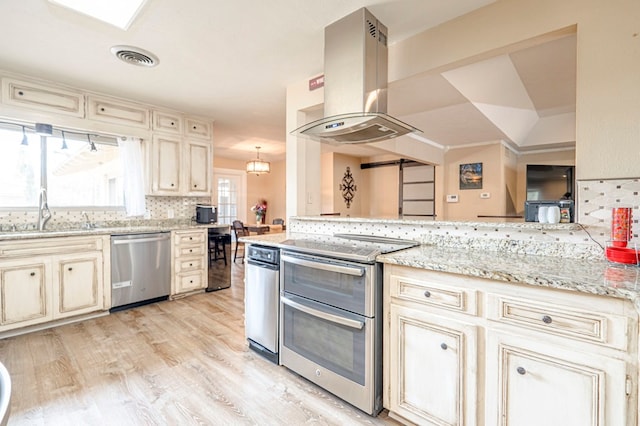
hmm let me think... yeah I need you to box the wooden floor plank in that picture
[0,262,400,425]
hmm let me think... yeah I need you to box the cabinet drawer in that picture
[2,77,85,117]
[174,231,206,245]
[487,294,630,351]
[176,245,205,257]
[152,110,183,134]
[389,272,478,315]
[177,271,205,292]
[0,236,102,257]
[87,95,150,128]
[175,258,203,273]
[185,117,212,140]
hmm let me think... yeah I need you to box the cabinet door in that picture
[185,140,211,196]
[152,110,183,134]
[150,135,182,195]
[2,77,85,117]
[389,304,478,426]
[0,259,50,329]
[486,331,630,426]
[185,117,212,140]
[52,252,103,319]
[87,95,150,128]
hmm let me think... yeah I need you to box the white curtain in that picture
[118,136,146,217]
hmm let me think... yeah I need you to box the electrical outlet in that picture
[167,208,174,219]
[480,192,491,199]
[446,194,459,203]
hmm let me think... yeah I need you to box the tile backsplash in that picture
[577,178,640,244]
[0,196,210,231]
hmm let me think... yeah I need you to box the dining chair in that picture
[272,218,284,225]
[232,220,249,263]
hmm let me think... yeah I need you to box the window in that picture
[0,128,40,207]
[214,169,246,227]
[0,123,124,208]
[47,135,123,207]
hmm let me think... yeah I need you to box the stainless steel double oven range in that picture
[278,234,418,416]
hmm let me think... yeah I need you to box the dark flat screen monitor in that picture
[526,165,575,201]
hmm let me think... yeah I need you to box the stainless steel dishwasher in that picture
[245,245,280,364]
[111,232,171,311]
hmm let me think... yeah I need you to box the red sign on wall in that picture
[309,75,324,91]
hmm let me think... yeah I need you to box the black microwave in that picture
[196,205,217,224]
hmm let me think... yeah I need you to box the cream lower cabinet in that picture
[52,252,103,320]
[171,230,208,296]
[384,264,638,426]
[0,258,49,328]
[389,304,478,426]
[486,330,629,426]
[0,236,107,333]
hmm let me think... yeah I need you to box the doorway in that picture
[213,168,247,231]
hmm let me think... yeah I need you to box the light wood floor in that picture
[0,261,401,426]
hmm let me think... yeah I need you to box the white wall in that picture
[287,1,640,219]
[389,0,640,180]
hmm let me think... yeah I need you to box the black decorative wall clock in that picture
[339,166,357,208]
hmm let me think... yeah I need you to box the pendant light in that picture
[87,134,97,152]
[246,146,270,175]
[20,126,28,146]
[61,130,68,150]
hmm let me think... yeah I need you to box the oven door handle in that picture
[281,254,364,277]
[281,296,365,330]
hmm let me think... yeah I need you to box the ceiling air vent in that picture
[110,45,159,67]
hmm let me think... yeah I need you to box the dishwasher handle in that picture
[247,259,279,271]
[112,234,170,245]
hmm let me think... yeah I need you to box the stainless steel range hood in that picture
[293,8,421,144]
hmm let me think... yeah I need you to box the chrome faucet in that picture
[81,211,93,229]
[37,188,51,231]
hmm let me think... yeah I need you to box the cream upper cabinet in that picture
[185,139,212,196]
[389,304,478,426]
[1,77,85,118]
[152,110,183,135]
[485,331,630,426]
[87,95,150,129]
[0,258,50,329]
[383,265,638,426]
[147,134,212,197]
[185,117,212,140]
[171,230,207,296]
[52,251,103,320]
[149,135,182,196]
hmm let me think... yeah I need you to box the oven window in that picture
[282,256,369,315]
[282,296,367,385]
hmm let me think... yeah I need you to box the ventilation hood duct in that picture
[293,7,420,144]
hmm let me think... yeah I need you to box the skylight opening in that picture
[48,0,147,30]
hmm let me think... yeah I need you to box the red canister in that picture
[611,207,633,247]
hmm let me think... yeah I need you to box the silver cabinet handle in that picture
[281,254,364,277]
[281,296,364,330]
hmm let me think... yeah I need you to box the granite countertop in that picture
[378,244,640,309]
[241,233,640,310]
[0,221,230,241]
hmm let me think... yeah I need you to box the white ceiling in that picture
[0,0,575,163]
